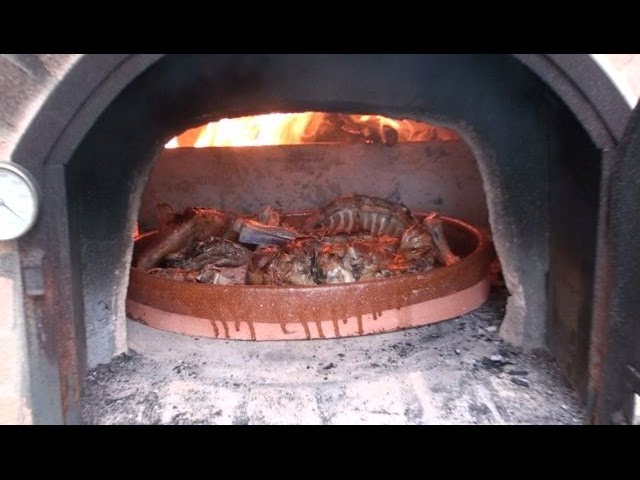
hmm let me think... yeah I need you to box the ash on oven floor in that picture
[81,287,584,425]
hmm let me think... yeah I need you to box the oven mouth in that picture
[127,214,491,341]
[130,109,493,342]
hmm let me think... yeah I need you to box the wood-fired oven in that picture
[2,54,638,424]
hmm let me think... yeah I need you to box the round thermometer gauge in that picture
[0,162,40,241]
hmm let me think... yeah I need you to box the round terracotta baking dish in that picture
[126,215,492,340]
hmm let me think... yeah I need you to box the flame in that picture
[164,137,179,149]
[166,112,458,148]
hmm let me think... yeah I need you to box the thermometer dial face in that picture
[0,163,39,241]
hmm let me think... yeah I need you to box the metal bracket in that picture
[21,247,45,297]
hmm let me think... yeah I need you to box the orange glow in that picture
[166,112,458,148]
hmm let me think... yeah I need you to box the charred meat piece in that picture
[137,218,195,271]
[162,237,250,270]
[387,250,437,275]
[303,194,417,237]
[393,222,440,273]
[147,267,199,283]
[147,265,239,285]
[398,224,435,254]
[183,237,251,269]
[190,206,238,240]
[195,264,235,285]
[423,213,460,266]
[348,236,399,280]
[315,242,356,284]
[136,203,235,270]
[246,246,280,285]
[246,240,317,286]
[214,265,249,285]
[232,218,299,246]
[159,236,250,285]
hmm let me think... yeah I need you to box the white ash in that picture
[81,287,585,425]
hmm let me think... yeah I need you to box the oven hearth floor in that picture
[81,288,585,424]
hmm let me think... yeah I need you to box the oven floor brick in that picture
[81,287,585,425]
